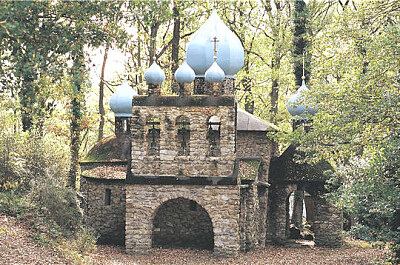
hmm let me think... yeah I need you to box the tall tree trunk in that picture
[67,46,85,190]
[293,0,310,86]
[171,1,180,74]
[171,1,180,93]
[97,46,109,142]
[149,22,161,63]
[20,77,36,132]
[269,48,281,124]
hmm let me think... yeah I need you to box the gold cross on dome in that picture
[211,36,219,60]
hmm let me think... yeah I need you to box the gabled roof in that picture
[237,108,279,131]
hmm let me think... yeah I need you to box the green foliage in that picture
[0,191,29,218]
[30,184,82,233]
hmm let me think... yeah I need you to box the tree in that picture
[296,0,400,261]
[0,1,67,132]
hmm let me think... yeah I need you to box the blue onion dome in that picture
[174,59,195,83]
[205,60,225,83]
[186,9,244,78]
[287,79,318,119]
[144,60,165,85]
[109,79,138,117]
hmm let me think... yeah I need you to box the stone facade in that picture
[125,185,240,257]
[80,176,126,244]
[130,96,236,177]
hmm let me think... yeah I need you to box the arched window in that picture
[207,116,221,157]
[176,116,190,156]
[147,116,160,156]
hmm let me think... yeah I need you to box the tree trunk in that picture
[171,1,180,93]
[171,1,180,74]
[67,46,85,190]
[97,46,109,142]
[20,77,36,132]
[293,0,310,86]
[269,48,281,124]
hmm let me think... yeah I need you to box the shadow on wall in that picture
[152,197,214,250]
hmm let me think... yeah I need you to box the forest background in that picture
[0,0,399,263]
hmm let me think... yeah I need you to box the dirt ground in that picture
[0,214,388,265]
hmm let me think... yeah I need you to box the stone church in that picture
[80,10,343,257]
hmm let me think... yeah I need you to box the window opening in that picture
[176,116,190,156]
[207,115,221,156]
[105,188,111,206]
[147,117,160,155]
[123,119,128,132]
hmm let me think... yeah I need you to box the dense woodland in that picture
[0,0,399,263]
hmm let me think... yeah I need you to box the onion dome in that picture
[109,79,137,117]
[144,60,165,85]
[186,9,244,78]
[174,60,195,83]
[287,79,318,119]
[205,61,225,83]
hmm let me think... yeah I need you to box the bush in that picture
[29,183,82,235]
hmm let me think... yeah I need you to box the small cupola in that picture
[109,79,137,117]
[205,37,225,83]
[144,58,165,85]
[174,57,195,84]
[287,54,317,121]
[186,9,244,78]
[287,76,318,120]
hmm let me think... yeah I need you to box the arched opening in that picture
[146,116,160,156]
[176,116,190,156]
[207,115,221,157]
[287,189,315,241]
[152,197,214,250]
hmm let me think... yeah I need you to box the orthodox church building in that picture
[79,10,343,257]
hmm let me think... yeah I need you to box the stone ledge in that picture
[126,175,237,185]
[133,95,235,107]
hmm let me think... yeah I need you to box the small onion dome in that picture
[174,60,195,83]
[287,80,318,119]
[186,9,244,78]
[205,61,225,83]
[144,61,165,85]
[109,79,137,117]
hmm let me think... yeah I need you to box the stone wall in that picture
[239,184,259,251]
[266,184,297,244]
[236,131,273,182]
[130,103,236,177]
[236,131,273,246]
[125,184,240,257]
[80,177,126,244]
[152,197,214,249]
[314,197,343,247]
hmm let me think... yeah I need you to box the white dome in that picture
[174,60,195,83]
[144,61,165,85]
[287,80,318,119]
[186,9,244,78]
[109,80,137,117]
[205,61,225,83]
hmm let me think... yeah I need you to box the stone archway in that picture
[152,197,214,250]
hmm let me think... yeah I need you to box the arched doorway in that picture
[152,197,214,250]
